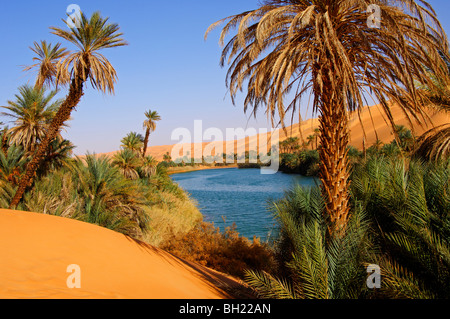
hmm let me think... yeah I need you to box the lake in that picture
[171,168,318,241]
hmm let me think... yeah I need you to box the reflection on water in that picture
[171,168,318,241]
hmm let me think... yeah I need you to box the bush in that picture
[161,222,277,279]
[279,150,320,176]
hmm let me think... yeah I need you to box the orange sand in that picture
[97,103,449,161]
[0,209,243,299]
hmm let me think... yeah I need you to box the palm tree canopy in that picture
[415,53,450,160]
[1,85,64,152]
[206,0,449,129]
[50,11,128,94]
[23,40,70,89]
[112,148,140,180]
[143,110,161,132]
[121,132,144,153]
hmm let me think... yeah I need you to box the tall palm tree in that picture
[9,12,127,209]
[142,110,161,157]
[206,0,449,238]
[307,135,315,150]
[1,85,62,154]
[314,128,320,150]
[23,40,70,90]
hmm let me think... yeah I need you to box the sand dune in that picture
[96,103,449,162]
[0,209,245,299]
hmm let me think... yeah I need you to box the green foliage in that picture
[351,157,450,298]
[279,150,320,176]
[247,156,449,299]
[1,85,63,153]
[246,185,373,299]
[120,132,144,154]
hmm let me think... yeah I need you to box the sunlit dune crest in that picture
[0,209,244,299]
[96,103,449,161]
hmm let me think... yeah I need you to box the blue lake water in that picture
[171,168,318,241]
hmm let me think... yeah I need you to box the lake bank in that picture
[167,164,239,175]
[171,168,318,240]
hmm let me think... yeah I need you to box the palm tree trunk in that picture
[142,129,150,157]
[318,82,351,239]
[9,77,85,209]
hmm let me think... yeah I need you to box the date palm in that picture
[140,155,158,178]
[142,110,161,157]
[121,132,144,155]
[307,135,315,150]
[9,11,127,209]
[1,85,62,154]
[23,40,70,90]
[415,57,450,161]
[206,0,449,238]
[112,148,140,180]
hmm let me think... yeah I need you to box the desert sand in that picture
[97,103,449,162]
[0,209,245,299]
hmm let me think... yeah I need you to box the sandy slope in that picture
[0,209,244,299]
[96,103,448,161]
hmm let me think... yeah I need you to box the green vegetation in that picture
[277,124,418,177]
[244,153,450,299]
[1,1,450,301]
[0,125,202,245]
[0,12,204,249]
[207,0,449,240]
[10,11,128,209]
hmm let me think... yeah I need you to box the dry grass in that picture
[142,192,203,247]
[161,221,277,279]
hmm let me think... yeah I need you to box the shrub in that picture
[161,221,277,279]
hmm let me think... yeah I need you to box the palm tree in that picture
[142,110,161,157]
[1,85,62,154]
[37,136,75,176]
[0,126,9,155]
[415,124,450,161]
[140,155,158,178]
[414,56,450,161]
[0,144,28,187]
[373,139,384,151]
[351,157,450,298]
[71,154,149,237]
[23,40,70,90]
[112,148,140,180]
[163,152,172,163]
[121,132,144,155]
[245,185,372,299]
[206,0,449,238]
[314,128,320,150]
[9,12,127,209]
[307,135,315,150]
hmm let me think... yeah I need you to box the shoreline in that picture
[167,164,239,175]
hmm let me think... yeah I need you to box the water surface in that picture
[171,168,318,241]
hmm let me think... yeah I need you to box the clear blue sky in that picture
[1,0,449,156]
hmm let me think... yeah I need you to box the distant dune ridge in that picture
[0,210,244,299]
[97,103,449,161]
